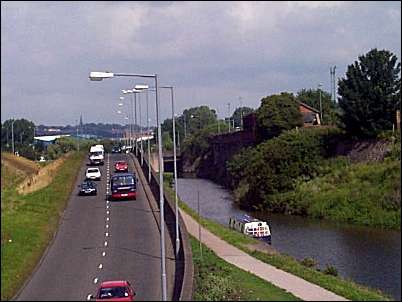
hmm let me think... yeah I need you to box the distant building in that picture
[46,128,62,132]
[242,101,321,132]
[297,101,321,127]
[34,134,71,147]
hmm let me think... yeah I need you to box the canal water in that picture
[177,177,401,300]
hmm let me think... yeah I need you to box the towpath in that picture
[180,209,348,301]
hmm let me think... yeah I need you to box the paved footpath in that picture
[180,209,348,301]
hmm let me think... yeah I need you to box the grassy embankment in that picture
[274,157,401,229]
[163,173,392,301]
[190,235,299,301]
[1,151,85,301]
[227,127,401,230]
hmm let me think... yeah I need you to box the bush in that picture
[256,92,303,141]
[227,127,343,209]
[323,264,338,276]
[300,257,317,268]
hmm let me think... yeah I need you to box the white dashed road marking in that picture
[98,264,103,269]
[105,232,109,237]
[93,278,98,284]
[106,224,109,229]
[104,241,108,247]
[102,251,106,257]
[87,294,92,300]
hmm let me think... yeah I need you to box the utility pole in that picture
[197,190,202,260]
[227,102,231,133]
[333,66,336,103]
[330,66,336,103]
[11,119,15,154]
[239,96,243,130]
[76,119,80,152]
[318,83,323,123]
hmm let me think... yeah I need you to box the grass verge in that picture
[163,173,392,301]
[1,151,86,301]
[190,235,299,301]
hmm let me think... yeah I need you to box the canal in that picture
[177,177,401,300]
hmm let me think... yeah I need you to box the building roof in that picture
[34,134,71,142]
[297,101,320,113]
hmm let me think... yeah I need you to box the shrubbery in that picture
[182,122,229,163]
[227,127,343,209]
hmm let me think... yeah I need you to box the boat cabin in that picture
[229,214,271,241]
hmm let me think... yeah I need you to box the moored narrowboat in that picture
[229,214,271,243]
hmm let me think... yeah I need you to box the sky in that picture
[1,1,401,127]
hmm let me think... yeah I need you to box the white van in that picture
[89,145,104,165]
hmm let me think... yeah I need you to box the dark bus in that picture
[110,173,137,200]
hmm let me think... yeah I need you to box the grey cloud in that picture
[1,1,401,125]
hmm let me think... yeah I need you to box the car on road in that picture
[86,167,101,181]
[110,173,137,200]
[114,161,129,172]
[78,180,97,196]
[91,280,136,301]
[112,146,121,153]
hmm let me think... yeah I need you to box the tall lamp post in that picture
[135,84,180,257]
[318,83,323,124]
[11,119,15,154]
[89,71,167,301]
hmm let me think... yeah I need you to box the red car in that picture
[93,280,136,301]
[114,161,128,172]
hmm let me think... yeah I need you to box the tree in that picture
[338,48,401,137]
[162,105,218,147]
[162,131,173,151]
[296,89,339,125]
[1,118,35,152]
[255,92,303,141]
[231,106,255,128]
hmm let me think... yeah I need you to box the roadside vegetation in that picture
[162,174,392,301]
[190,236,299,301]
[1,151,86,301]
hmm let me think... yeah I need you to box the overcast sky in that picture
[1,1,401,126]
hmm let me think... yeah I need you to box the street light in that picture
[89,71,167,301]
[123,89,143,156]
[135,84,180,257]
[227,102,231,133]
[121,92,134,149]
[318,83,323,124]
[11,119,15,154]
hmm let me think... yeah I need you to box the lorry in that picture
[89,144,104,165]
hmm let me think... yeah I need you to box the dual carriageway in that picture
[15,152,175,301]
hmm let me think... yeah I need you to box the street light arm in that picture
[114,73,156,78]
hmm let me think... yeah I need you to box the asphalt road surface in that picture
[15,153,174,301]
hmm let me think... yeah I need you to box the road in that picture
[15,153,174,301]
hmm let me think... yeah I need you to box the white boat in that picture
[229,214,271,243]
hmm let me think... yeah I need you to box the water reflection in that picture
[177,178,401,300]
